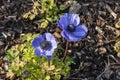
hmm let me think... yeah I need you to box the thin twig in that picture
[63,69,80,80]
[106,4,117,19]
[96,56,110,80]
[109,55,119,63]
[63,41,69,62]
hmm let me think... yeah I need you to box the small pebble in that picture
[53,32,61,38]
[0,41,4,46]
[4,63,8,71]
[74,43,79,46]
[117,52,120,58]
[0,59,2,65]
[68,50,72,53]
[115,18,120,28]
[99,47,107,54]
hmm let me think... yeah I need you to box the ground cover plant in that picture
[0,0,120,80]
[5,33,73,80]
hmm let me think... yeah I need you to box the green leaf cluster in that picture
[23,0,65,28]
[114,40,120,53]
[115,18,120,28]
[5,33,73,80]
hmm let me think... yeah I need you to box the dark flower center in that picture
[40,41,51,50]
[67,24,76,32]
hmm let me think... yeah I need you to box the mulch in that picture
[0,0,120,80]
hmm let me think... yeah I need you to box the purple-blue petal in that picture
[62,30,85,42]
[57,13,80,30]
[72,14,80,26]
[61,31,71,42]
[22,70,27,74]
[57,14,68,29]
[46,48,54,56]
[32,36,44,48]
[45,33,55,41]
[73,25,88,38]
[67,33,82,42]
[34,49,45,56]
[45,33,57,48]
[67,14,80,26]
[51,40,57,48]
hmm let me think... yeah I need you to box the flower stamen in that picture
[40,41,51,50]
[67,24,76,32]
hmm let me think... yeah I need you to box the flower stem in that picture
[48,59,50,67]
[63,41,69,62]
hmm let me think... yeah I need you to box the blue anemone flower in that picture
[32,33,57,59]
[57,13,88,42]
[22,70,27,74]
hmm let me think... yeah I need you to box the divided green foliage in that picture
[23,0,66,28]
[114,18,120,56]
[5,33,73,80]
[114,40,120,58]
[114,40,120,53]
